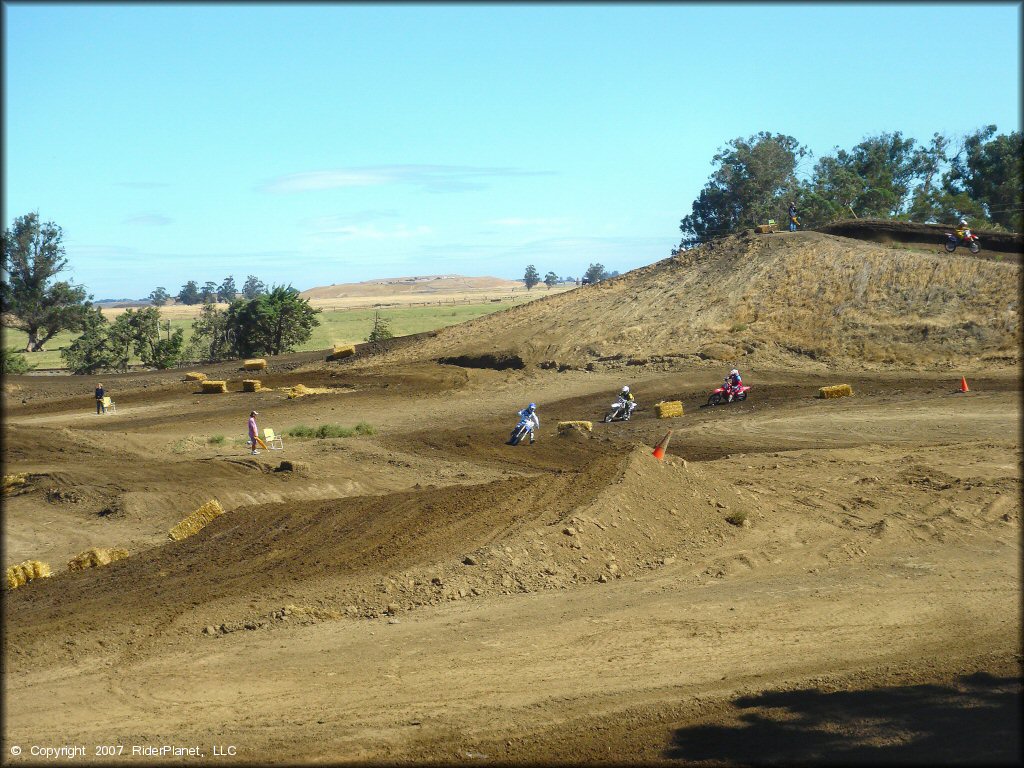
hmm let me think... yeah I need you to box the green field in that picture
[3,303,510,370]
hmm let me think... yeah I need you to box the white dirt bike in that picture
[603,398,636,422]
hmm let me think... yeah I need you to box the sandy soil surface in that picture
[3,361,1020,765]
[3,228,1020,765]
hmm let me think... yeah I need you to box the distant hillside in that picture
[370,230,1020,371]
[301,275,524,300]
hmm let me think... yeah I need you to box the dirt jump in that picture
[3,227,1020,765]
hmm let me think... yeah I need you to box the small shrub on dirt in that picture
[286,423,375,439]
[316,424,353,438]
[725,510,748,527]
[207,435,226,445]
[729,323,748,333]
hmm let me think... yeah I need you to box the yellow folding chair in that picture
[263,428,283,450]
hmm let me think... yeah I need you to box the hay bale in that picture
[3,473,29,494]
[286,384,332,399]
[818,384,854,399]
[67,547,129,572]
[200,380,228,394]
[755,224,775,234]
[6,560,52,590]
[557,420,593,433]
[168,499,225,541]
[184,372,208,382]
[328,344,356,361]
[656,400,684,418]
[243,358,267,371]
[242,379,262,392]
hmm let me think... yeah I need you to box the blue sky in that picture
[3,2,1021,299]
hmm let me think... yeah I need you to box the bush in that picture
[207,435,226,445]
[729,323,748,333]
[1,348,34,374]
[285,423,375,439]
[316,424,353,438]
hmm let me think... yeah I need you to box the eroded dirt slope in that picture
[366,230,1019,371]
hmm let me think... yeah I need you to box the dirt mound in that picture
[369,230,1019,371]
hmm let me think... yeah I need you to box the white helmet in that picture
[730,369,739,376]
[621,386,629,394]
[960,218,968,226]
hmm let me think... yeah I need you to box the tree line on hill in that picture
[1,212,321,374]
[148,274,269,306]
[522,263,620,290]
[676,125,1022,249]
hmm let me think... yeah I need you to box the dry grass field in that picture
[3,227,1020,765]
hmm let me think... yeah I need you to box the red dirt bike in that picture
[707,384,751,406]
[944,230,980,254]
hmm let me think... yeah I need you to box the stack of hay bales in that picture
[557,420,593,433]
[327,344,356,361]
[168,499,225,541]
[6,560,52,590]
[242,379,262,392]
[818,384,854,399]
[184,372,208,382]
[200,380,228,394]
[243,358,267,371]
[656,400,684,418]
[3,473,29,494]
[67,547,129,571]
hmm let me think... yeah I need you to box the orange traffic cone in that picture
[959,376,969,393]
[652,430,673,460]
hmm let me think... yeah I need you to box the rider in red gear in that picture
[725,369,743,401]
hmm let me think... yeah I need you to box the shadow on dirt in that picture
[664,671,1022,765]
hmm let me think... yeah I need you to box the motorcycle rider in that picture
[724,368,743,402]
[955,218,972,241]
[616,386,637,420]
[511,402,540,445]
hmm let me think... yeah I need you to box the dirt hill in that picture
[369,230,1020,372]
[300,274,524,300]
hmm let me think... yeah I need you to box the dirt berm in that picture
[361,229,1019,372]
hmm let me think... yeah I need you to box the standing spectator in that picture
[95,382,105,414]
[248,410,261,455]
[788,201,799,232]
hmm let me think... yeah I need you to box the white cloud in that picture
[308,224,433,242]
[122,213,173,226]
[259,164,552,194]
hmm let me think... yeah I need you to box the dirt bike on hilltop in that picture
[944,230,981,254]
[707,384,751,406]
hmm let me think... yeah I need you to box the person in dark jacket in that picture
[95,382,105,414]
[788,202,799,231]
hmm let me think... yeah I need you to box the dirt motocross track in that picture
[3,228,1022,765]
